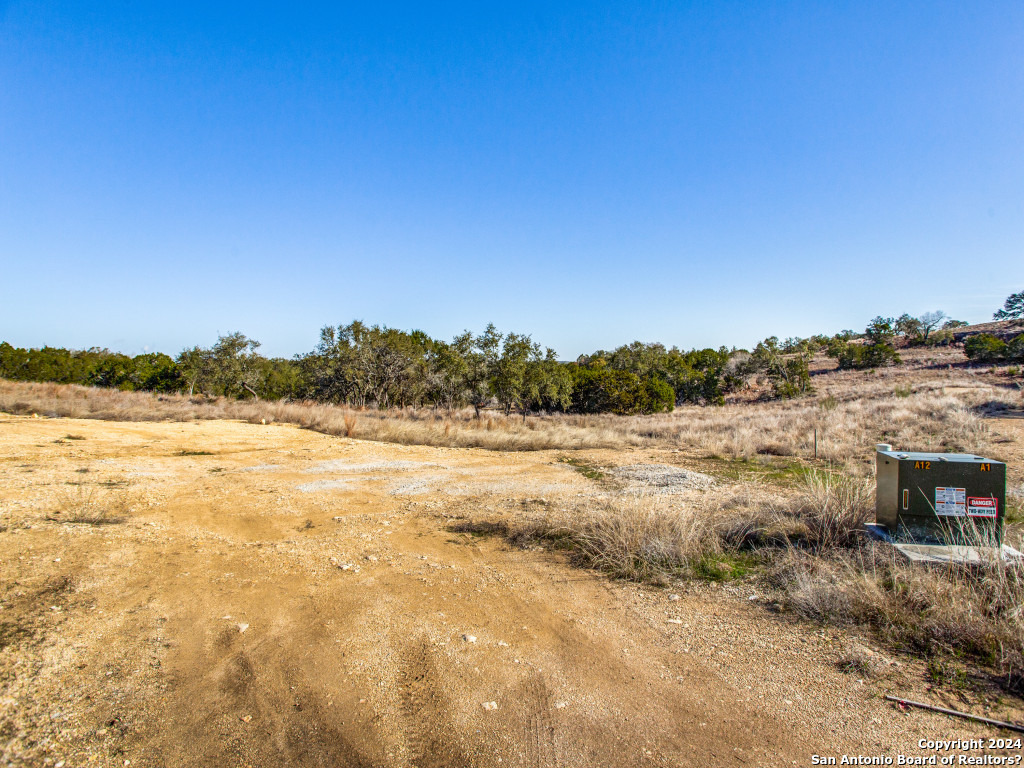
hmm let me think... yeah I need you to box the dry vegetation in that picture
[467,471,1024,693]
[47,482,134,526]
[1,361,1018,465]
[0,380,618,451]
[4,355,1023,694]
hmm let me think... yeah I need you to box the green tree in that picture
[994,290,1024,321]
[827,318,901,370]
[205,333,264,399]
[895,314,922,341]
[523,348,573,415]
[492,333,540,416]
[176,346,212,396]
[751,337,812,399]
[425,340,470,413]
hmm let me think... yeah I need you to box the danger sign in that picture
[967,497,998,518]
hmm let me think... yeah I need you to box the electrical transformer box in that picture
[875,445,1006,545]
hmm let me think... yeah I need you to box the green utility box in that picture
[875,444,1006,545]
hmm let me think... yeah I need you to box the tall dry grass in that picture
[777,544,1024,691]
[585,377,1002,470]
[0,380,619,451]
[501,493,726,585]
[475,470,1024,690]
[772,471,873,549]
[0,372,1014,461]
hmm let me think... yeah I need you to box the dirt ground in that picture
[2,414,1023,768]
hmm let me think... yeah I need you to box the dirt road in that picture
[1,415,1019,767]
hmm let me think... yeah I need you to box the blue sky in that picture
[1,1,1022,359]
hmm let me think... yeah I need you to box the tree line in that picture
[0,324,732,415]
[3,293,1020,413]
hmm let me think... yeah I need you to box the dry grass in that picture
[836,642,893,679]
[772,471,873,549]
[590,378,1004,472]
[1,369,1016,462]
[776,545,1024,691]
[463,470,1024,691]
[0,380,618,451]
[49,483,133,525]
[507,493,726,585]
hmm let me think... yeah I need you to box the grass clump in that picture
[774,471,872,550]
[49,483,133,525]
[836,643,892,679]
[466,493,737,586]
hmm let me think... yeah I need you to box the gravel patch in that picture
[296,479,356,493]
[389,479,432,496]
[306,459,434,474]
[609,464,714,492]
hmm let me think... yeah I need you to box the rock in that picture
[666,619,683,624]
[554,702,567,709]
[462,634,477,643]
[668,594,680,601]
[497,640,509,647]
[241,715,252,723]
[238,623,249,633]
[481,701,498,711]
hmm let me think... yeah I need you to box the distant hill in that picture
[952,319,1024,341]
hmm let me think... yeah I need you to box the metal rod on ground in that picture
[814,428,817,459]
[885,696,1024,733]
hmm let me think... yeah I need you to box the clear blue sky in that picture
[2,2,1022,359]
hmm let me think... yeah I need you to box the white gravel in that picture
[296,479,355,493]
[305,460,435,474]
[609,464,714,492]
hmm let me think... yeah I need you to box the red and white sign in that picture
[967,497,998,518]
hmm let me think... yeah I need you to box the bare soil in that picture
[2,414,1023,767]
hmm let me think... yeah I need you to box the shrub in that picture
[1009,334,1024,360]
[964,333,1008,362]
[750,337,813,399]
[771,356,812,399]
[832,341,901,370]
